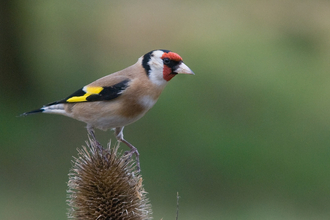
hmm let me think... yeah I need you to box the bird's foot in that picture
[115,127,141,172]
[124,148,141,172]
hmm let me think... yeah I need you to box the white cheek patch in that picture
[149,57,162,69]
[149,56,163,73]
[148,52,167,86]
[152,50,165,62]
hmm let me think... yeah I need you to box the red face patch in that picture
[161,52,182,62]
[163,66,176,81]
[161,51,182,81]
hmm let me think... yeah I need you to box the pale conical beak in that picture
[175,62,195,75]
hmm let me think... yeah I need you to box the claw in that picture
[115,127,141,172]
[123,145,140,172]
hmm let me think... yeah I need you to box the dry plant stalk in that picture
[67,136,152,220]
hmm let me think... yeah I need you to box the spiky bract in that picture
[67,137,152,220]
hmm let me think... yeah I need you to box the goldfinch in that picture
[22,49,194,171]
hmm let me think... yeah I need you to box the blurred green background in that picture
[1,0,330,219]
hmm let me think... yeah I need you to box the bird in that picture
[22,49,194,171]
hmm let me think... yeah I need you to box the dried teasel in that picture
[67,136,152,220]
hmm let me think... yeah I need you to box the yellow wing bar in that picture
[66,86,103,102]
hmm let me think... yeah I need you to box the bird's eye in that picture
[163,58,170,65]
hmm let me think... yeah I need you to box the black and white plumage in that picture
[22,49,194,171]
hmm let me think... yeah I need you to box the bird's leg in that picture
[115,127,140,172]
[87,126,102,150]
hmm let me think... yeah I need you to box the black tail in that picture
[20,108,44,117]
[19,99,65,117]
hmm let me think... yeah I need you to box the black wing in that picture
[46,79,130,106]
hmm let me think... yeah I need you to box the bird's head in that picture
[141,49,194,86]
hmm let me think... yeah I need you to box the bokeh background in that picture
[1,0,330,219]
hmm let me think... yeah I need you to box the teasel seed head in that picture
[67,136,152,220]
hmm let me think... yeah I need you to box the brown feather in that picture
[63,59,165,130]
